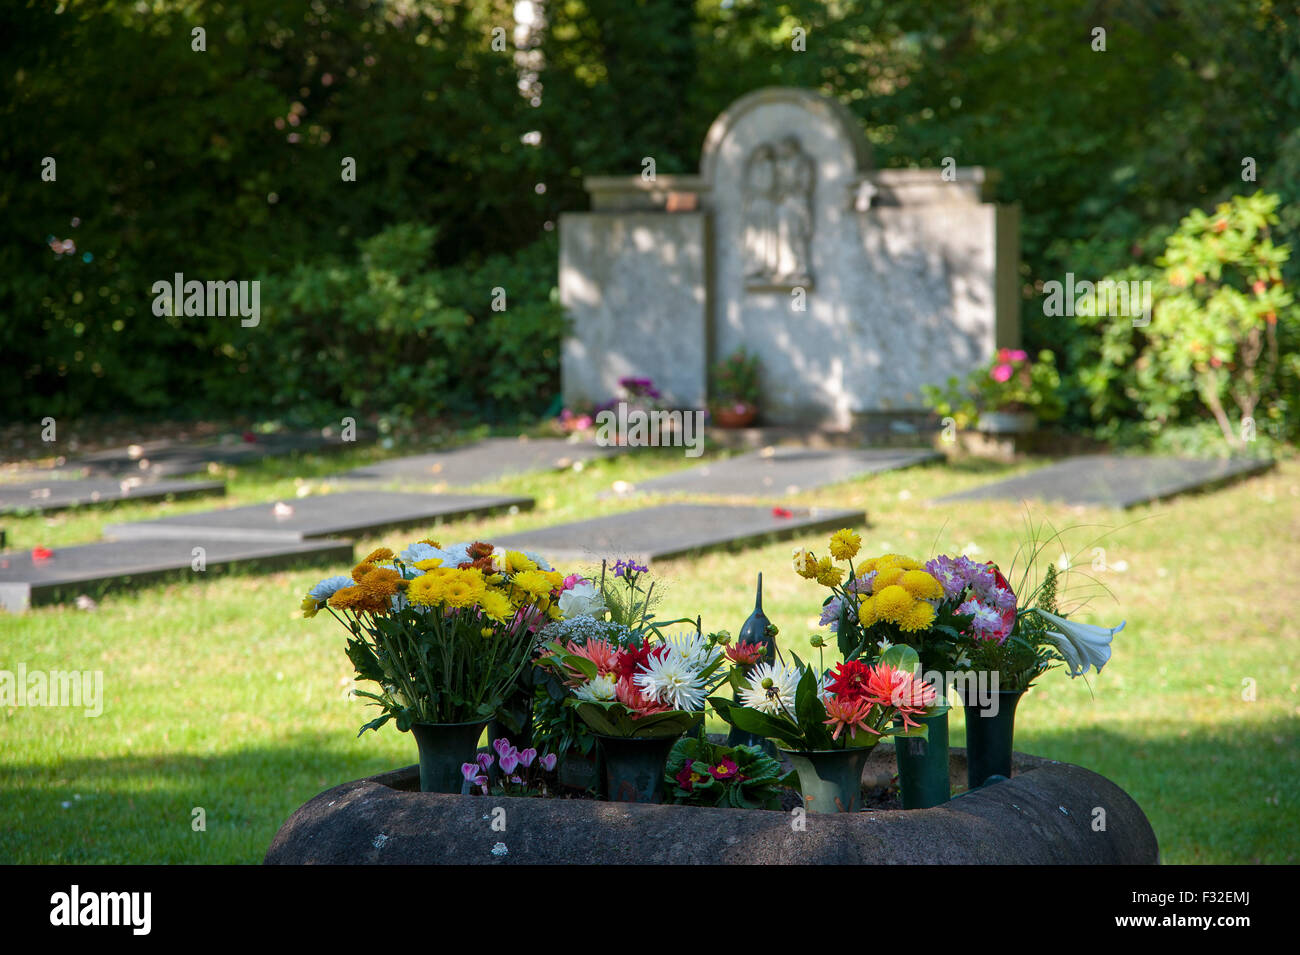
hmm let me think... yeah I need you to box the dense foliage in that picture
[4,0,1298,445]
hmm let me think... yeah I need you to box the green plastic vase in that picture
[962,689,1024,789]
[783,745,874,813]
[411,719,490,793]
[894,711,951,809]
[595,734,682,803]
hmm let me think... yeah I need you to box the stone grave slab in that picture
[0,537,353,612]
[30,431,360,480]
[493,503,865,563]
[103,491,532,543]
[337,437,616,487]
[0,477,225,515]
[936,455,1274,509]
[623,447,940,498]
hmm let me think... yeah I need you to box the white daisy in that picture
[739,661,801,716]
[634,652,707,711]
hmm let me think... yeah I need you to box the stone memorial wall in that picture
[560,87,1020,428]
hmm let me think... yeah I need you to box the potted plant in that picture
[949,550,1124,789]
[299,539,570,793]
[792,531,964,808]
[710,643,939,813]
[709,348,762,428]
[922,348,1065,435]
[664,737,794,809]
[535,559,730,803]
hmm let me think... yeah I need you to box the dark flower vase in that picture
[411,720,490,794]
[595,735,681,804]
[894,711,951,809]
[962,690,1024,789]
[783,746,874,813]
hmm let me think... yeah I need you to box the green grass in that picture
[1,442,1296,863]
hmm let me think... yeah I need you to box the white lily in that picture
[1035,609,1125,677]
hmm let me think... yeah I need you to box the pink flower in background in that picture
[539,753,557,772]
[1008,349,1028,362]
[991,363,1014,383]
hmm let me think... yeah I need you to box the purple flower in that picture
[819,597,856,632]
[517,747,537,769]
[612,558,649,578]
[461,762,488,790]
[539,753,557,772]
[492,738,517,760]
[845,572,876,595]
[475,752,494,771]
[508,774,523,784]
[499,751,519,774]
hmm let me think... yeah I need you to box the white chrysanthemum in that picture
[634,652,707,711]
[739,661,801,716]
[573,674,617,702]
[662,630,722,671]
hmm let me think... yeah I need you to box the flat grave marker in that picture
[493,502,866,563]
[622,447,940,498]
[335,437,617,487]
[935,454,1274,509]
[103,490,532,543]
[0,477,225,515]
[0,536,353,612]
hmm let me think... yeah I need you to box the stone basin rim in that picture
[265,749,1159,865]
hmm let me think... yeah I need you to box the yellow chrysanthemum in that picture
[792,548,819,579]
[898,599,937,633]
[857,594,879,626]
[873,584,914,623]
[361,547,395,565]
[511,569,555,600]
[441,575,484,609]
[502,551,538,574]
[477,589,514,623]
[828,529,862,561]
[900,569,944,601]
[815,557,843,587]
[407,574,448,607]
[300,596,321,618]
[412,558,445,572]
[873,566,905,591]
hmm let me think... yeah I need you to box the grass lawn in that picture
[1,440,1296,864]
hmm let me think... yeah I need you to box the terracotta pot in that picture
[712,403,758,428]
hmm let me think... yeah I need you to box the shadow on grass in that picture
[1010,715,1299,864]
[3,715,1295,865]
[0,729,409,864]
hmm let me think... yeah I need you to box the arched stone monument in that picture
[560,87,1020,428]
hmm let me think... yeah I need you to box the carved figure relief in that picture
[742,136,814,288]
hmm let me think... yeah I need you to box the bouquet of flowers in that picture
[710,643,943,752]
[664,737,793,810]
[794,530,967,672]
[536,559,728,739]
[300,538,569,733]
[956,561,1125,692]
